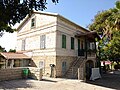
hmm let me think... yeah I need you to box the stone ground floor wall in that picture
[0,67,42,81]
[55,57,96,78]
[31,55,97,79]
[32,55,76,78]
[56,56,77,77]
[32,56,56,77]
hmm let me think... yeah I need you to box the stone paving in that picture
[0,73,119,90]
[86,73,120,90]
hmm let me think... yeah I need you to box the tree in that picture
[9,49,16,53]
[110,30,120,59]
[0,0,58,33]
[116,1,120,9]
[89,1,120,62]
[0,46,6,52]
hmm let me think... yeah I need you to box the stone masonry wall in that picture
[0,68,22,81]
[32,56,56,77]
[28,67,42,80]
[0,67,42,81]
[56,56,77,77]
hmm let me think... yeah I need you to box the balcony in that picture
[87,49,96,58]
[78,49,85,56]
[78,49,96,58]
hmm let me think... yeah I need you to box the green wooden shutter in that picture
[71,37,74,49]
[62,35,66,48]
[64,35,66,48]
[31,18,35,27]
[78,39,80,50]
[62,35,64,48]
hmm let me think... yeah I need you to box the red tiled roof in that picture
[0,52,31,59]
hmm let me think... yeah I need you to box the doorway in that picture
[85,60,94,80]
[78,39,84,56]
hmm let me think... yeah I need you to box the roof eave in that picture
[17,11,58,31]
[75,31,101,41]
[17,11,89,32]
[57,15,90,32]
[0,53,8,59]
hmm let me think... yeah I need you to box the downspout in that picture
[85,36,87,59]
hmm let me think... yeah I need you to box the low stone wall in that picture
[28,67,42,80]
[0,67,42,81]
[0,68,22,81]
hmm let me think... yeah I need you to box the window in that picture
[31,18,35,28]
[62,34,66,48]
[87,41,90,50]
[78,39,80,50]
[90,42,95,50]
[22,60,30,67]
[40,35,46,49]
[21,39,26,51]
[71,37,74,49]
[81,40,84,49]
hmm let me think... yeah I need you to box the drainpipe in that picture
[85,36,87,59]
[94,41,97,67]
[94,41,96,56]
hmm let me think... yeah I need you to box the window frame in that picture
[62,34,66,49]
[81,40,84,49]
[71,37,74,49]
[21,39,26,51]
[40,35,46,49]
[31,17,36,28]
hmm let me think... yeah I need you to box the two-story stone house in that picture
[16,11,100,79]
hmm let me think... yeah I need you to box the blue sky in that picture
[45,0,116,28]
[0,0,117,51]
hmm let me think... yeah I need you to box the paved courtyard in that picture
[86,73,120,90]
[0,73,120,90]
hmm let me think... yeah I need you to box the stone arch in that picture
[85,60,94,80]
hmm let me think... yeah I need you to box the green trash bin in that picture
[22,68,29,79]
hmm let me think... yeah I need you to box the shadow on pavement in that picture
[41,79,57,83]
[86,73,120,90]
[0,79,32,89]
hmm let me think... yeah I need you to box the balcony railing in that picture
[78,49,96,57]
[78,49,85,56]
[87,49,96,57]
